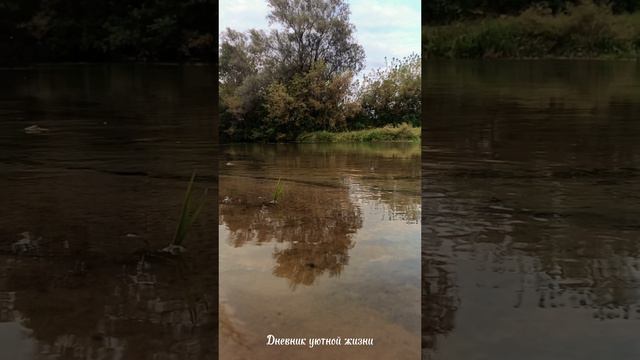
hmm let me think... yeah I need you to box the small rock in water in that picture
[11,232,39,253]
[160,244,186,255]
[226,162,233,166]
[24,125,49,134]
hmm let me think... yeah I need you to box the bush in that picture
[298,123,420,143]
[425,1,640,58]
[358,54,421,127]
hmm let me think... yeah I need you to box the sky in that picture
[219,0,421,73]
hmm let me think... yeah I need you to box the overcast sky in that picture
[219,0,421,73]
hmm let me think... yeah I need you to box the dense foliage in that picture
[220,0,421,142]
[298,123,420,143]
[425,1,640,58]
[358,54,421,128]
[425,0,640,24]
[0,0,216,65]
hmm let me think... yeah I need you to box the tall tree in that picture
[266,0,365,78]
[219,0,367,141]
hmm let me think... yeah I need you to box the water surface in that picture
[424,60,640,359]
[0,64,216,359]
[219,143,421,359]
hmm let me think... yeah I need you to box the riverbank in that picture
[297,124,420,143]
[424,2,640,59]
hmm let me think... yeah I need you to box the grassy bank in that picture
[297,123,420,143]
[425,2,640,58]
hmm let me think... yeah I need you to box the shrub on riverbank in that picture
[425,2,640,58]
[297,123,420,143]
[356,54,421,128]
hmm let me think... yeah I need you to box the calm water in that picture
[0,64,216,359]
[424,60,640,359]
[219,143,421,359]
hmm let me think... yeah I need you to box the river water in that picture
[0,64,217,359]
[219,143,421,359]
[4,60,637,360]
[424,60,640,359]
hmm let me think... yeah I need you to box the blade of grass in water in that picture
[172,171,208,247]
[273,178,284,203]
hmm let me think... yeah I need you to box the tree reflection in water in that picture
[423,256,458,353]
[220,143,420,289]
[423,60,640,359]
[0,253,215,359]
[220,176,363,288]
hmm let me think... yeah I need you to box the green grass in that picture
[272,178,285,203]
[171,171,208,247]
[425,2,640,59]
[297,123,420,143]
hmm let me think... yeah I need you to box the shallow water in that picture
[0,64,216,359]
[424,60,640,359]
[219,143,421,359]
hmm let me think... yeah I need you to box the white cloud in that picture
[219,0,269,33]
[350,1,420,31]
[219,0,421,73]
[349,0,420,71]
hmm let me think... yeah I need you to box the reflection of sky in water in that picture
[219,145,420,358]
[0,65,216,360]
[430,251,640,360]
[0,321,34,360]
[424,60,640,360]
[219,177,420,300]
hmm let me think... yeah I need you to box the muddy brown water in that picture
[424,60,640,360]
[219,143,421,359]
[0,64,217,359]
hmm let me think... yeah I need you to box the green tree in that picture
[264,61,359,140]
[219,0,366,141]
[266,0,365,77]
[358,54,421,127]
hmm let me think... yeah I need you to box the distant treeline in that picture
[220,0,420,142]
[425,1,640,58]
[0,0,216,65]
[425,0,640,24]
